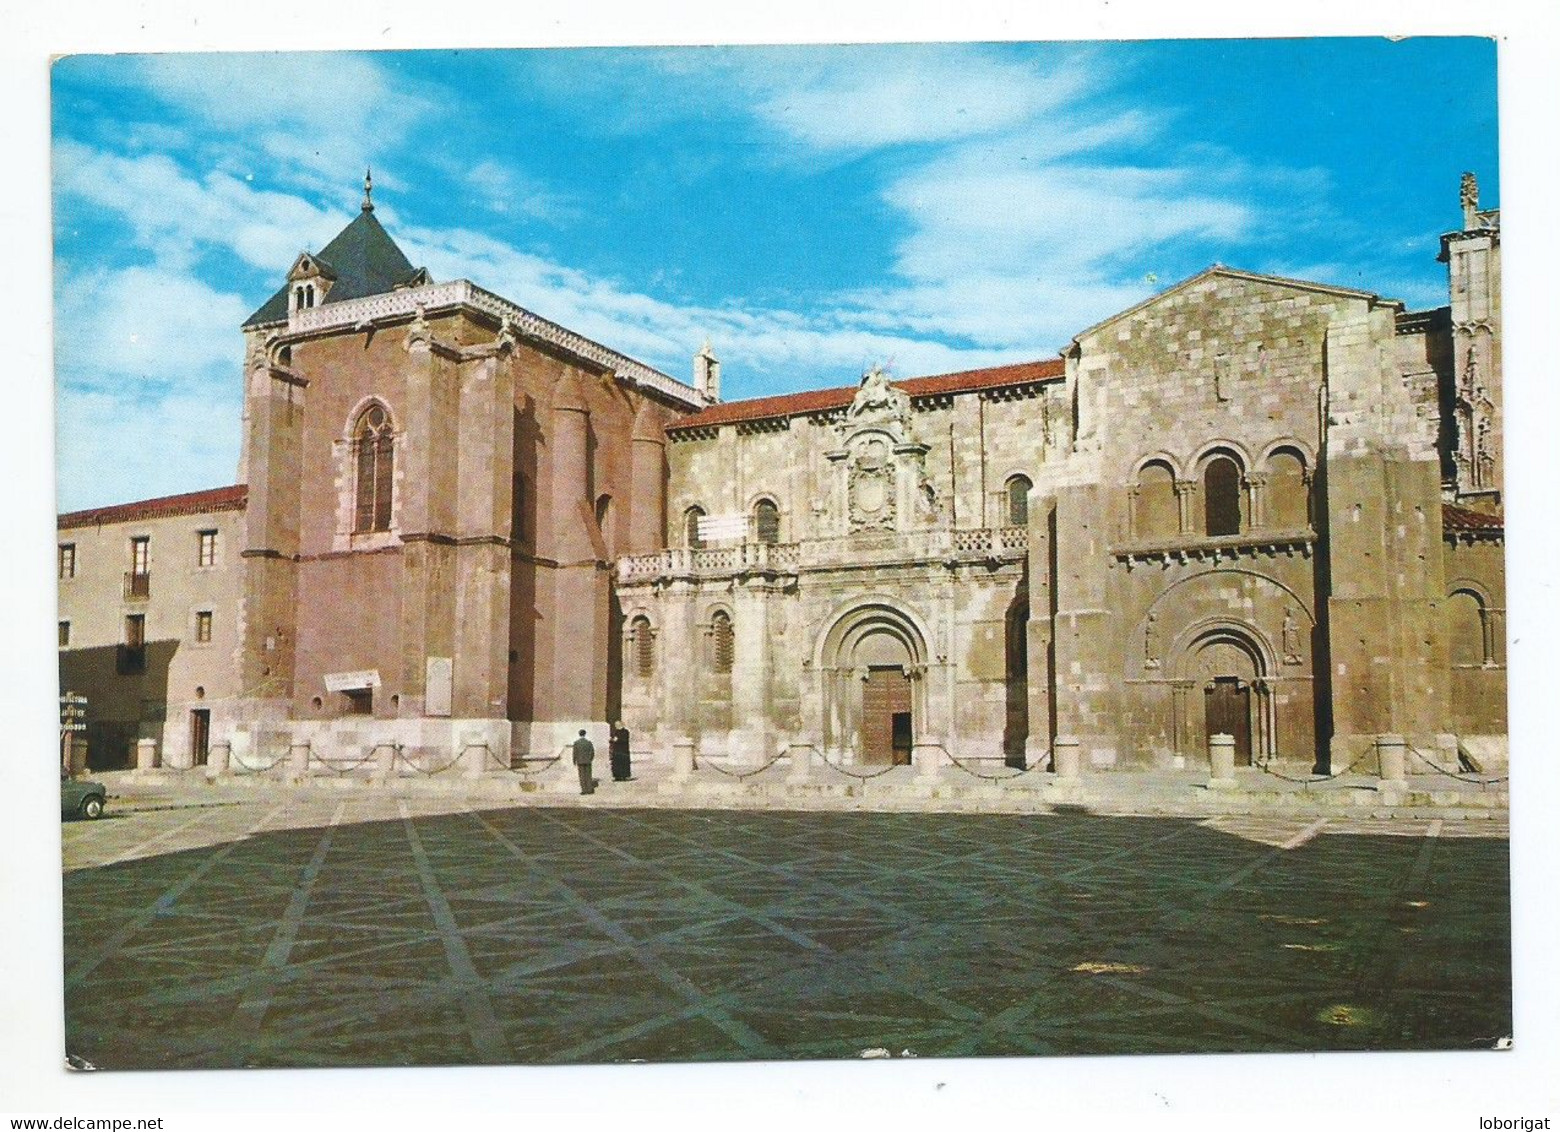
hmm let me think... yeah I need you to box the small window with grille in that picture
[197,529,218,567]
[685,505,706,550]
[195,610,213,644]
[632,616,655,678]
[710,610,734,674]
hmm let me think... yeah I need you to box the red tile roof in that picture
[1442,504,1503,532]
[668,359,1064,432]
[58,485,248,529]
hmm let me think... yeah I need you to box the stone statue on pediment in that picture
[848,364,912,430]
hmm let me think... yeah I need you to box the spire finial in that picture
[362,167,374,213]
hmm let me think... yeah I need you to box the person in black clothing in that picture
[610,721,633,782]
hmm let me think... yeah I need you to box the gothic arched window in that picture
[754,498,780,544]
[1005,474,1032,527]
[709,610,734,674]
[354,403,395,533]
[685,505,706,550]
[1203,454,1243,537]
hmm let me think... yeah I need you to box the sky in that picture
[50,38,1498,511]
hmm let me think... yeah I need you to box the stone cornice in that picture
[280,279,706,410]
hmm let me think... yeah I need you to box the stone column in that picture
[731,578,772,762]
[1208,732,1236,787]
[1171,681,1196,766]
[1025,494,1056,769]
[629,400,666,556]
[542,369,602,737]
[1053,735,1081,778]
[671,735,696,780]
[1244,472,1269,529]
[1376,733,1407,785]
[916,737,942,782]
[1174,479,1198,535]
[450,349,516,724]
[786,743,813,783]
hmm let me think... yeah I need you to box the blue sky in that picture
[51,39,1498,510]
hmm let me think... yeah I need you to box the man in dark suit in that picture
[571,729,595,795]
[610,721,633,782]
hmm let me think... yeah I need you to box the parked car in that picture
[61,772,106,820]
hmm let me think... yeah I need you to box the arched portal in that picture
[1178,626,1270,766]
[818,602,931,765]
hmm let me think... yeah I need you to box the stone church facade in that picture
[57,177,1506,778]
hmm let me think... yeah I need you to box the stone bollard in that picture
[917,740,942,782]
[672,736,696,780]
[461,739,487,779]
[289,741,311,779]
[1053,735,1081,779]
[205,741,229,777]
[67,736,89,776]
[1376,734,1407,786]
[786,743,813,783]
[135,737,157,773]
[375,743,397,781]
[1208,732,1236,787]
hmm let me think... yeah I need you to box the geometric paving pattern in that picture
[62,801,1511,1069]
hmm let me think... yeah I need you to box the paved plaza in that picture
[61,784,1511,1069]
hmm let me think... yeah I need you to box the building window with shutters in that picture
[126,536,151,599]
[709,609,734,674]
[753,498,780,544]
[197,529,218,567]
[58,620,70,648]
[353,402,395,533]
[58,543,76,580]
[195,610,213,644]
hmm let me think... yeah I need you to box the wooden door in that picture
[863,667,912,765]
[190,709,210,767]
[1206,678,1252,765]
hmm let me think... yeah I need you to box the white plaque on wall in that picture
[426,657,453,717]
[324,669,381,692]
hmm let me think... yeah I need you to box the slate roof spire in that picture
[243,173,430,327]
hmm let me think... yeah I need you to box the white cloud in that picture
[54,140,342,273]
[54,264,250,392]
[55,388,243,512]
[743,46,1101,152]
[133,53,433,191]
[399,223,1031,392]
